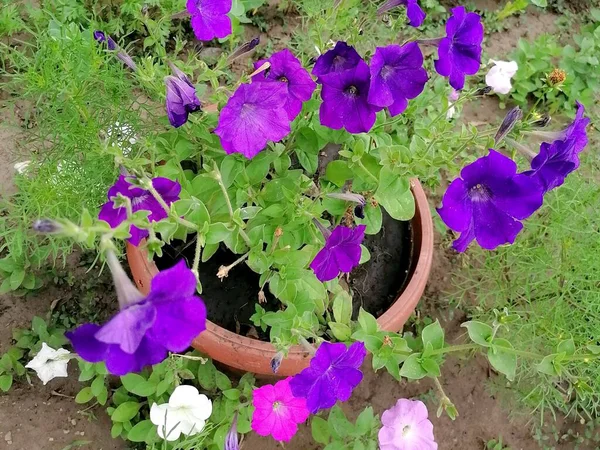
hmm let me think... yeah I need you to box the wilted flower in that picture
[368,42,428,116]
[494,106,522,144]
[67,252,206,375]
[214,82,291,159]
[434,6,484,90]
[93,30,137,71]
[252,49,317,121]
[165,63,202,128]
[547,68,567,87]
[310,224,366,282]
[186,0,232,41]
[228,36,260,62]
[33,219,63,234]
[290,341,366,413]
[150,385,212,441]
[312,41,362,80]
[99,175,181,246]
[485,60,518,95]
[25,343,71,385]
[225,413,239,450]
[379,399,438,450]
[327,192,366,219]
[319,61,382,133]
[526,102,589,192]
[438,150,544,252]
[270,351,284,374]
[377,0,426,27]
[251,378,310,442]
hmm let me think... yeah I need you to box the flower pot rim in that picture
[126,178,434,376]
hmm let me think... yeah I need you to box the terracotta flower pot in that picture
[127,179,434,376]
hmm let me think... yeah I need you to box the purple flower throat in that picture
[468,183,492,202]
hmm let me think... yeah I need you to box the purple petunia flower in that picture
[438,150,544,252]
[526,102,590,192]
[99,175,181,246]
[290,341,366,413]
[214,82,291,159]
[368,42,428,116]
[377,0,426,28]
[93,30,137,71]
[187,0,232,41]
[312,41,362,81]
[310,224,366,282]
[379,399,438,450]
[319,61,382,134]
[165,63,202,128]
[252,49,317,121]
[434,6,484,90]
[67,252,206,375]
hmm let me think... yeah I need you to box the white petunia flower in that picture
[150,385,213,441]
[25,343,71,385]
[485,60,518,95]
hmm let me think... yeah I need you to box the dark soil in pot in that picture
[154,212,413,341]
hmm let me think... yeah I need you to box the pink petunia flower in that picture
[251,378,310,442]
[378,399,438,450]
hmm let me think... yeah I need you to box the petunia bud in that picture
[326,192,366,205]
[93,30,117,50]
[225,413,239,450]
[531,115,551,128]
[494,106,522,144]
[354,204,365,219]
[474,86,492,96]
[228,36,260,62]
[270,351,284,374]
[32,219,63,235]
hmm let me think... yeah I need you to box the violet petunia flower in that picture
[252,49,317,121]
[214,82,291,159]
[368,42,428,116]
[187,0,232,41]
[434,6,484,91]
[379,399,438,450]
[99,175,181,246]
[438,150,544,252]
[93,30,137,71]
[312,41,362,81]
[289,341,366,413]
[377,0,426,27]
[526,102,590,192]
[165,63,202,128]
[66,252,206,375]
[319,61,382,134]
[310,224,366,282]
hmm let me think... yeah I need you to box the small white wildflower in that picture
[485,60,518,95]
[150,385,212,441]
[14,161,31,174]
[25,343,71,385]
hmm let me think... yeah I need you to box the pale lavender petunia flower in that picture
[99,175,181,246]
[289,341,366,413]
[187,0,232,41]
[319,61,382,134]
[214,82,291,159]
[438,150,543,252]
[67,253,206,376]
[378,0,426,27]
[379,399,438,450]
[434,6,483,90]
[368,42,428,116]
[252,49,316,120]
[164,63,202,128]
[310,224,366,282]
[312,41,362,81]
[526,102,590,192]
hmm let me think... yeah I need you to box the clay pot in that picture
[127,179,434,376]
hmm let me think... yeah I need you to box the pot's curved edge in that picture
[126,178,434,376]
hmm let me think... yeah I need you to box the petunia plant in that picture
[19,0,598,448]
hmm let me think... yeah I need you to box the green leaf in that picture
[223,388,240,400]
[557,338,575,356]
[536,354,559,376]
[156,379,171,397]
[421,320,444,350]
[357,308,378,335]
[75,387,94,404]
[359,245,371,264]
[356,202,382,235]
[328,405,353,439]
[10,268,25,290]
[325,160,352,187]
[120,373,156,397]
[111,422,123,439]
[374,168,415,220]
[295,127,320,174]
[206,223,234,244]
[127,419,154,443]
[0,374,13,392]
[111,401,141,422]
[586,345,600,355]
[311,416,331,445]
[399,354,427,380]
[356,406,374,435]
[530,0,547,6]
[91,376,105,397]
[332,291,352,325]
[487,339,517,381]
[420,357,441,377]
[197,360,217,390]
[329,322,352,341]
[461,321,493,347]
[31,316,47,337]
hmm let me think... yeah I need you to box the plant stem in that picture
[147,183,198,230]
[212,165,252,247]
[192,235,202,278]
[357,159,379,184]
